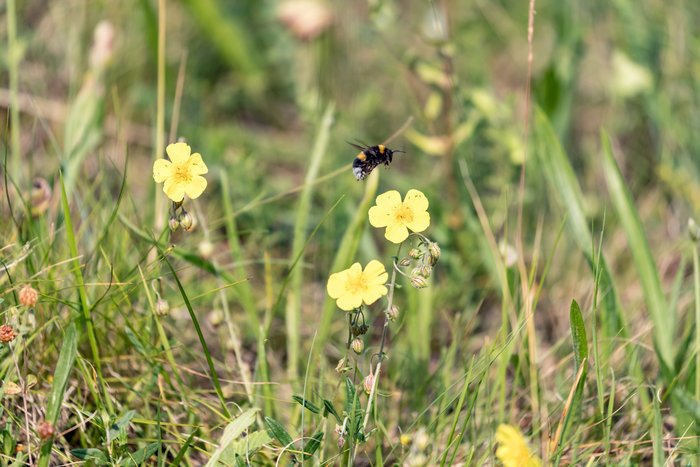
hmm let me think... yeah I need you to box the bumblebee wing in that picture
[345,141,367,151]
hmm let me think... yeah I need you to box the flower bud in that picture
[419,265,432,278]
[428,242,441,265]
[180,212,194,231]
[386,304,399,322]
[0,324,17,344]
[198,240,214,259]
[19,285,38,307]
[398,257,412,267]
[168,217,180,232]
[351,338,364,354]
[335,357,346,373]
[410,274,428,289]
[363,373,374,394]
[207,309,224,327]
[337,436,346,449]
[690,218,700,243]
[30,178,51,216]
[351,323,369,336]
[408,248,422,259]
[155,299,170,316]
[36,421,55,440]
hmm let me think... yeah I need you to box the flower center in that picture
[345,271,368,295]
[173,164,192,183]
[393,203,414,224]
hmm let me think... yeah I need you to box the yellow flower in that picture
[326,260,388,311]
[495,424,541,467]
[153,142,208,202]
[368,189,430,244]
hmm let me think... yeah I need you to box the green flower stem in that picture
[694,240,700,464]
[352,244,403,463]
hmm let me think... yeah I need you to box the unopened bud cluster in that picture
[397,240,441,289]
[169,204,196,233]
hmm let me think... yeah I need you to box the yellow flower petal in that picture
[375,190,402,209]
[405,211,430,233]
[163,177,186,202]
[403,189,429,212]
[187,152,208,175]
[184,175,208,200]
[363,260,388,284]
[384,223,409,244]
[368,204,392,228]
[166,142,191,165]
[327,270,348,298]
[337,293,362,311]
[153,159,173,183]
[362,285,387,306]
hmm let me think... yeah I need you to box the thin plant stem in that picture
[693,240,700,465]
[6,0,21,180]
[154,0,166,234]
[352,244,402,463]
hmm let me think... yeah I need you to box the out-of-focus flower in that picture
[0,325,17,344]
[277,0,332,41]
[495,424,541,467]
[36,421,56,440]
[19,285,38,307]
[30,178,51,216]
[327,260,388,311]
[153,142,208,202]
[369,190,430,244]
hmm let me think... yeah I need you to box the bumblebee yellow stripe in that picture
[357,152,366,161]
[378,145,385,154]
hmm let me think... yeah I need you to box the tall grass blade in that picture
[221,170,259,332]
[286,103,335,381]
[37,322,78,467]
[59,172,112,413]
[161,254,231,419]
[533,109,624,340]
[600,131,674,372]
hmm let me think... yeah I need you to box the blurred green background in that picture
[2,0,700,465]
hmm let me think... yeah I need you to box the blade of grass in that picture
[37,322,78,467]
[286,102,335,381]
[6,0,20,180]
[160,253,231,419]
[600,131,673,372]
[533,109,625,340]
[220,170,259,332]
[59,172,113,413]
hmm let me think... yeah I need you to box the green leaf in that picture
[302,432,324,460]
[219,430,273,464]
[264,416,294,449]
[206,409,259,467]
[108,410,137,441]
[292,395,321,414]
[71,448,110,465]
[119,442,160,467]
[124,326,150,357]
[322,399,342,423]
[569,300,588,372]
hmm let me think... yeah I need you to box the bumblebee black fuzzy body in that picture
[349,143,403,180]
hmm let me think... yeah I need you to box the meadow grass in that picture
[2,0,700,465]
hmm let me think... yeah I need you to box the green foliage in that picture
[3,0,700,465]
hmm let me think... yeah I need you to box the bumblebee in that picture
[348,142,404,180]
